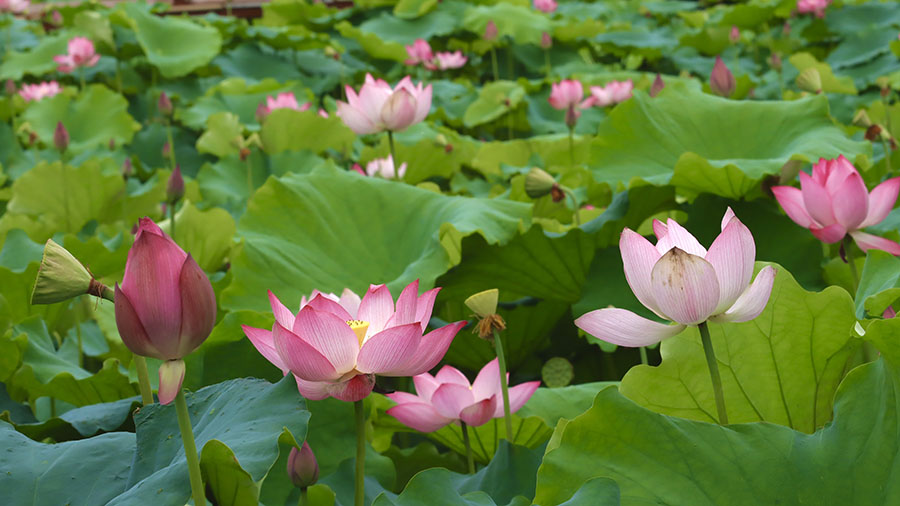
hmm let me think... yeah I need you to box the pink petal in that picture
[850,231,900,255]
[292,306,359,374]
[830,171,869,230]
[338,288,362,317]
[303,293,353,321]
[471,358,500,401]
[771,186,815,228]
[799,171,836,227]
[574,307,686,347]
[387,321,466,376]
[387,280,419,328]
[414,287,441,332]
[413,84,432,123]
[710,266,777,323]
[620,228,663,316]
[824,155,857,195]
[860,177,900,228]
[293,376,331,400]
[433,365,471,388]
[655,219,707,257]
[176,255,216,358]
[358,79,392,124]
[358,284,395,335]
[412,373,441,401]
[506,381,540,415]
[652,219,668,239]
[330,373,376,402]
[649,248,720,325]
[431,383,475,418]
[704,214,756,314]
[356,323,423,374]
[381,88,417,131]
[336,101,380,135]
[242,325,288,374]
[459,396,497,427]
[268,290,295,328]
[157,359,185,405]
[386,402,453,432]
[810,223,847,243]
[272,323,340,382]
[114,284,162,359]
[720,207,736,231]
[386,391,423,404]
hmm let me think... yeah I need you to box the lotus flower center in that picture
[347,320,370,346]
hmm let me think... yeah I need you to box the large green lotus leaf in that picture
[121,3,222,78]
[0,33,69,80]
[587,84,868,198]
[619,264,858,432]
[826,30,897,71]
[534,318,900,506]
[336,21,408,61]
[788,53,857,94]
[221,165,530,312]
[197,111,244,159]
[471,135,591,176]
[21,85,140,154]
[357,0,466,45]
[856,249,900,319]
[201,439,259,506]
[108,376,308,505]
[179,79,310,130]
[260,109,355,155]
[463,81,526,129]
[462,3,550,45]
[214,43,305,84]
[1,396,138,442]
[0,421,135,505]
[826,2,900,35]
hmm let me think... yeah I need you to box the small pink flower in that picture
[366,155,407,179]
[351,163,365,176]
[336,74,432,135]
[533,0,557,13]
[796,0,830,18]
[257,92,321,119]
[582,80,634,108]
[709,56,735,98]
[405,39,433,66]
[19,81,62,102]
[427,51,467,71]
[386,359,540,432]
[53,37,100,73]
[548,80,583,110]
[772,155,900,254]
[729,26,740,44]
[0,0,29,14]
[484,20,498,42]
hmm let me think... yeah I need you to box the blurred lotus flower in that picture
[242,280,465,402]
[19,81,61,102]
[386,359,540,432]
[582,80,633,108]
[115,218,216,403]
[5,79,15,95]
[54,37,100,73]
[484,20,498,41]
[167,165,184,204]
[729,25,740,44]
[548,80,583,128]
[123,157,133,177]
[50,9,62,25]
[336,74,432,135]
[257,92,313,120]
[366,154,407,179]
[650,74,665,97]
[404,39,433,66]
[772,156,900,254]
[287,442,319,489]
[428,51,467,70]
[351,163,365,176]
[575,208,776,346]
[0,0,28,13]
[533,0,557,13]
[53,122,68,152]
[768,52,783,71]
[796,0,830,18]
[709,56,735,98]
[158,91,173,117]
[540,31,552,49]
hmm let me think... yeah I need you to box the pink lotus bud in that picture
[540,32,552,49]
[158,91,173,117]
[351,163,365,175]
[650,74,665,97]
[4,79,15,96]
[484,20,498,41]
[729,25,740,44]
[287,442,319,489]
[51,9,62,26]
[533,0,557,13]
[53,121,69,152]
[167,165,184,203]
[884,306,896,319]
[122,158,133,177]
[336,74,431,134]
[162,141,171,159]
[709,56,735,98]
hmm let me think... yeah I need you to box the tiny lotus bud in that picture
[484,20,498,42]
[852,110,873,128]
[162,141,171,159]
[796,67,822,94]
[51,10,63,26]
[729,25,740,44]
[768,53,783,71]
[31,239,101,304]
[709,56,735,98]
[122,157,133,177]
[158,91,173,117]
[524,167,557,198]
[255,103,269,123]
[5,79,16,96]
[287,442,319,489]
[650,73,665,97]
[167,165,184,204]
[465,288,499,318]
[540,31,552,49]
[53,121,69,152]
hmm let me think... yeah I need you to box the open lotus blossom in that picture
[386,359,540,432]
[0,0,28,13]
[533,0,557,13]
[366,154,407,179]
[548,79,583,128]
[53,37,100,73]
[796,0,830,17]
[582,80,633,108]
[242,280,465,402]
[404,39,433,66]
[336,74,432,135]
[772,155,900,254]
[428,51,467,70]
[19,81,62,102]
[575,208,777,347]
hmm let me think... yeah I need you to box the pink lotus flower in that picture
[729,26,740,44]
[0,0,28,13]
[771,156,900,254]
[484,20,498,42]
[575,209,776,347]
[548,80,583,128]
[115,218,217,403]
[258,92,328,120]
[19,81,62,102]
[796,0,830,18]
[709,56,735,98]
[533,0,557,13]
[287,441,319,489]
[386,359,540,432]
[242,281,465,402]
[405,39,433,66]
[336,74,432,135]
[53,37,100,73]
[428,51,467,71]
[366,155,407,179]
[582,80,633,108]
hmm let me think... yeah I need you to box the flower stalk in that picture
[387,131,398,179]
[460,421,475,474]
[354,399,366,506]
[134,355,154,405]
[174,387,206,506]
[698,321,728,425]
[492,329,514,439]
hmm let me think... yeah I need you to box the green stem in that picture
[246,156,254,196]
[883,138,892,175]
[460,422,475,474]
[845,236,859,291]
[492,329,514,440]
[79,67,86,92]
[387,130,398,180]
[174,388,206,506]
[490,47,499,82]
[506,44,513,81]
[639,346,648,366]
[568,126,575,169]
[76,320,84,368]
[298,487,308,506]
[169,197,176,244]
[698,321,728,425]
[115,58,123,94]
[544,49,551,77]
[165,123,178,171]
[507,110,513,140]
[133,355,154,405]
[5,14,12,60]
[563,187,580,227]
[354,399,365,506]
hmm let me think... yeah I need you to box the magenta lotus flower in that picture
[115,218,217,404]
[796,0,830,17]
[242,280,465,402]
[19,81,61,102]
[336,74,432,135]
[483,20,498,41]
[386,359,540,432]
[54,37,100,73]
[729,26,740,44]
[582,80,633,108]
[0,0,28,14]
[771,155,900,254]
[709,56,735,98]
[533,0,557,13]
[575,209,776,347]
[404,39,433,66]
[366,155,407,179]
[548,80,583,110]
[428,51,467,71]
[287,442,319,489]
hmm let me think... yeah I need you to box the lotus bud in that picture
[31,239,112,304]
[853,110,873,128]
[484,20,498,42]
[162,141,171,159]
[53,121,69,152]
[540,31,552,49]
[465,288,506,339]
[709,56,735,98]
[650,73,665,97]
[541,357,574,388]
[729,25,739,44]
[51,10,63,26]
[122,157,133,178]
[167,165,184,204]
[885,306,896,319]
[525,167,557,198]
[288,442,319,489]
[768,52,782,71]
[796,67,822,94]
[158,91,173,117]
[4,79,16,96]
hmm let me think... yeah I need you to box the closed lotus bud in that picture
[122,158,133,178]
[54,121,69,152]
[729,25,739,44]
[288,442,319,489]
[484,20,498,42]
[540,31,552,50]
[525,167,557,198]
[167,165,184,204]
[158,91,173,117]
[31,239,104,305]
[51,10,63,26]
[768,52,782,71]
[162,141,171,159]
[5,79,16,96]
[853,110,872,128]
[709,56,735,98]
[797,67,822,94]
[650,73,665,97]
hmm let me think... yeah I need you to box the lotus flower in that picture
[53,37,100,73]
[19,81,61,102]
[336,74,432,135]
[366,155,407,179]
[575,209,776,347]
[404,39,433,66]
[582,80,633,108]
[428,51,467,70]
[287,442,319,489]
[548,79,584,128]
[729,26,740,44]
[242,280,465,402]
[796,0,830,17]
[533,0,557,13]
[115,218,216,403]
[772,155,900,254]
[709,56,735,98]
[484,20,498,41]
[0,0,28,14]
[386,359,540,432]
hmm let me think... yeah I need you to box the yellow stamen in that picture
[347,320,369,346]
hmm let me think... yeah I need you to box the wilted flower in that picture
[709,56,735,98]
[54,37,100,73]
[336,74,432,135]
[533,0,557,13]
[366,155,407,179]
[582,80,633,108]
[19,81,62,102]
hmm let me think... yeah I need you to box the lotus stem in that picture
[883,138,892,175]
[698,321,728,425]
[165,123,178,171]
[490,47,499,82]
[844,236,859,290]
[354,399,365,506]
[492,329,514,440]
[544,49,551,76]
[639,346,648,366]
[387,130,397,179]
[298,487,308,506]
[175,388,206,506]
[563,187,580,227]
[75,320,84,367]
[79,67,86,93]
[568,126,575,169]
[133,355,154,405]
[460,421,475,474]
